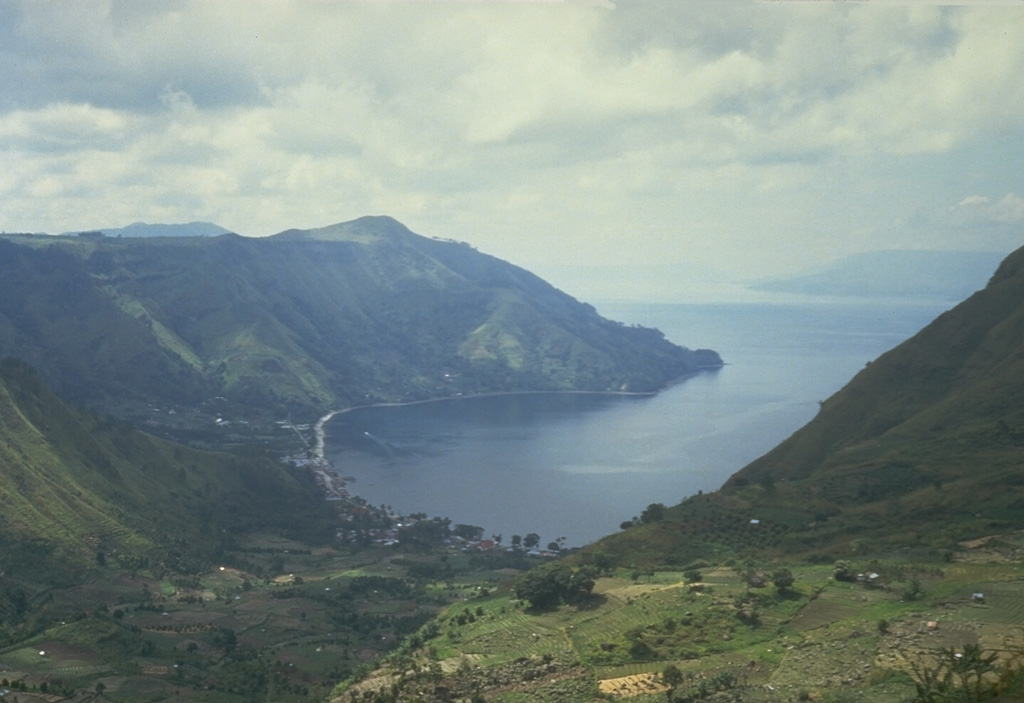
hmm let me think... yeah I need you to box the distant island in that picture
[748,248,1006,301]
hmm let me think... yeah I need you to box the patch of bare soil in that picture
[598,671,666,697]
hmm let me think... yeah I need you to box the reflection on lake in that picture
[326,300,948,547]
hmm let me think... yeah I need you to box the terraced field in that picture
[0,536,462,703]
[789,582,887,632]
[379,546,1024,703]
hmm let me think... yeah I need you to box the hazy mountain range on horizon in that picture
[747,248,1007,302]
[62,221,233,238]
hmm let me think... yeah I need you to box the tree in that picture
[640,502,666,524]
[592,552,615,574]
[514,563,597,610]
[514,566,562,610]
[833,560,855,582]
[662,664,685,702]
[523,533,541,549]
[903,575,923,601]
[398,517,452,548]
[453,523,485,541]
[567,566,598,604]
[772,568,795,593]
[212,626,237,653]
[510,534,522,550]
[910,644,1001,703]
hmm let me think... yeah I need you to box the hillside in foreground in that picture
[719,242,1024,554]
[0,358,336,584]
[0,359,563,702]
[0,217,719,438]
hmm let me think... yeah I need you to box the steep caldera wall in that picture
[0,217,720,426]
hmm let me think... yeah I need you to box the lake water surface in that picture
[325,299,950,547]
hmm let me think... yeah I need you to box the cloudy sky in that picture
[2,1,1023,300]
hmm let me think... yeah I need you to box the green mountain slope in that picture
[0,358,335,582]
[717,243,1024,550]
[581,244,1024,567]
[0,217,719,427]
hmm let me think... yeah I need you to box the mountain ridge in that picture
[574,242,1024,568]
[62,221,232,238]
[0,358,335,580]
[0,218,720,432]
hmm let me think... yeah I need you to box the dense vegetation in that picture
[0,358,337,583]
[0,217,719,436]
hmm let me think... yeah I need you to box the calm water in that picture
[325,300,949,547]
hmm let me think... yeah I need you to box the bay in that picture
[325,299,950,548]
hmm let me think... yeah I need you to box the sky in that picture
[2,0,1023,301]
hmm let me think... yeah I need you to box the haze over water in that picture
[326,299,949,548]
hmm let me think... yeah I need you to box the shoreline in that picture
[303,363,723,501]
[311,388,656,462]
[303,389,658,500]
[307,366,724,469]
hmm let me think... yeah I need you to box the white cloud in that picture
[990,194,1024,224]
[1,1,1023,287]
[953,193,1024,225]
[0,103,129,151]
[958,195,990,207]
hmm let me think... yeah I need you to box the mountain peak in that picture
[273,216,416,243]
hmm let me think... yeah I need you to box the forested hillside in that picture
[0,358,335,583]
[0,217,719,430]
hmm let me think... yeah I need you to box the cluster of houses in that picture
[332,512,559,557]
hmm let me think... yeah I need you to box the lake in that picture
[325,299,950,548]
